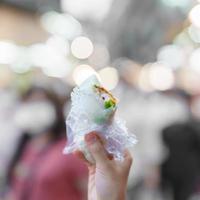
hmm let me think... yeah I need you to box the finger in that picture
[122,149,133,169]
[107,153,114,160]
[74,150,95,174]
[85,132,109,167]
[73,150,92,166]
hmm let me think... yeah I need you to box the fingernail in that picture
[85,133,97,145]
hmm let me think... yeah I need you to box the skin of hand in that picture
[74,132,133,200]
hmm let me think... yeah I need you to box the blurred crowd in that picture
[0,72,200,200]
[0,0,200,200]
[0,80,88,200]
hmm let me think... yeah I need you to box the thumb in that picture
[85,132,109,167]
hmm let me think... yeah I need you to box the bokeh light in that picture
[88,44,110,69]
[73,64,98,85]
[61,0,114,21]
[157,45,185,69]
[188,25,200,43]
[177,67,200,94]
[98,67,119,90]
[71,37,94,59]
[29,43,70,77]
[138,63,174,91]
[138,64,153,92]
[149,63,175,91]
[0,41,18,64]
[46,35,69,55]
[10,46,32,74]
[29,43,53,67]
[189,48,200,72]
[0,1,200,198]
[41,11,82,39]
[189,4,200,28]
[113,58,141,86]
[42,64,70,78]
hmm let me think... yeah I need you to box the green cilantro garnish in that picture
[104,100,115,109]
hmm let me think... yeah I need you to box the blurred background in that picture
[0,0,200,200]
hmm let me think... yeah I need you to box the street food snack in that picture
[63,75,137,162]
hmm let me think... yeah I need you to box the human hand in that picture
[74,132,132,200]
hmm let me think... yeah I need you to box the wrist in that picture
[98,191,126,200]
[111,189,126,200]
[116,192,126,200]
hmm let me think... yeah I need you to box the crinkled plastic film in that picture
[63,77,137,161]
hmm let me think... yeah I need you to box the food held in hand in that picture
[63,75,137,162]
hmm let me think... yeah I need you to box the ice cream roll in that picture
[70,76,118,163]
[76,75,117,125]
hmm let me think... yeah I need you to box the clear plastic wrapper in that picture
[63,76,137,162]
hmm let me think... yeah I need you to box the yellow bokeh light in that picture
[98,67,119,90]
[137,64,153,92]
[138,63,174,91]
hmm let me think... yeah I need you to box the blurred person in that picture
[161,122,200,200]
[3,86,88,200]
[75,132,133,200]
[0,89,19,192]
